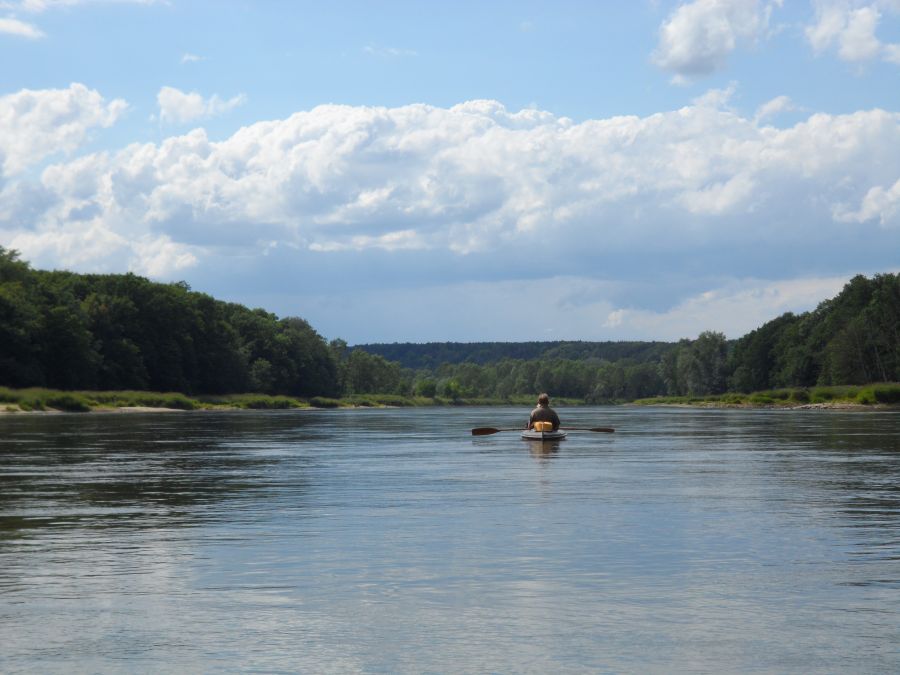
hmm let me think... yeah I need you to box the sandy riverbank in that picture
[0,405,190,415]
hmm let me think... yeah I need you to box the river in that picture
[1,406,899,673]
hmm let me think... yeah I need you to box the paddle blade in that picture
[471,427,500,435]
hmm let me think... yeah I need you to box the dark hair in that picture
[538,393,550,405]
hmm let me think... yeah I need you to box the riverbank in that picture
[632,383,900,409]
[2,384,898,414]
[0,387,590,414]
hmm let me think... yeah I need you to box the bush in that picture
[749,393,775,405]
[856,388,877,405]
[123,392,197,410]
[369,394,414,407]
[18,397,44,411]
[158,393,197,410]
[309,396,341,408]
[871,384,900,404]
[238,395,297,409]
[44,393,91,412]
[789,389,810,403]
[810,387,835,403]
[345,396,376,407]
[0,387,20,403]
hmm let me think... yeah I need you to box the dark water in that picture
[1,407,899,673]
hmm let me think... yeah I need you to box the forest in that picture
[1,245,899,402]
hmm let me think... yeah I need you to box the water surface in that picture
[2,407,899,672]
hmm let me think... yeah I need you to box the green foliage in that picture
[84,390,199,410]
[856,388,877,405]
[339,348,408,396]
[659,332,728,397]
[856,384,900,404]
[789,389,810,404]
[43,393,92,412]
[3,248,900,405]
[355,340,673,369]
[871,384,900,403]
[729,274,900,391]
[309,396,342,408]
[414,378,438,398]
[0,250,339,399]
[236,395,299,409]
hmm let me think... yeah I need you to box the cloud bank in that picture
[2,85,899,337]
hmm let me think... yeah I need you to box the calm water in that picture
[2,406,900,673]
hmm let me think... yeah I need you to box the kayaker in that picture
[526,393,560,431]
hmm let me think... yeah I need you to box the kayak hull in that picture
[521,429,567,441]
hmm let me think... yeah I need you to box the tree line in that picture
[1,246,898,400]
[360,273,900,400]
[356,340,672,370]
[0,247,341,396]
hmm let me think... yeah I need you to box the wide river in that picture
[1,406,899,673]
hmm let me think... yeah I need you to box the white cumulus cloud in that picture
[806,0,900,65]
[0,83,126,176]
[653,0,781,78]
[2,91,900,333]
[156,86,246,125]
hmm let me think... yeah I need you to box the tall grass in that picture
[634,383,900,407]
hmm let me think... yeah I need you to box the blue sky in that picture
[2,1,900,343]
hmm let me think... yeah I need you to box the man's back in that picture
[529,404,560,430]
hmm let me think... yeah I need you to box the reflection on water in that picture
[2,407,900,673]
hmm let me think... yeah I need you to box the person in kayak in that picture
[526,393,560,431]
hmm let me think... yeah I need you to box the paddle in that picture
[471,426,615,435]
[561,427,615,433]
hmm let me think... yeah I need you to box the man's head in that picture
[538,393,550,406]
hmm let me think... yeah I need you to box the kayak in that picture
[521,429,567,441]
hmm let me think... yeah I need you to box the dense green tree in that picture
[2,246,898,401]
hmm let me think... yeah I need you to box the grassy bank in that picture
[7,383,895,413]
[0,387,590,413]
[633,383,900,408]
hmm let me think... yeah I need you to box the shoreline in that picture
[2,401,896,415]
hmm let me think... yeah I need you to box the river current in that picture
[1,406,899,673]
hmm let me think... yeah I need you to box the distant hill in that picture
[353,340,674,370]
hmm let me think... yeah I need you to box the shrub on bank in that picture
[789,389,810,403]
[0,387,20,404]
[44,393,91,412]
[309,396,342,408]
[236,395,299,409]
[855,383,900,405]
